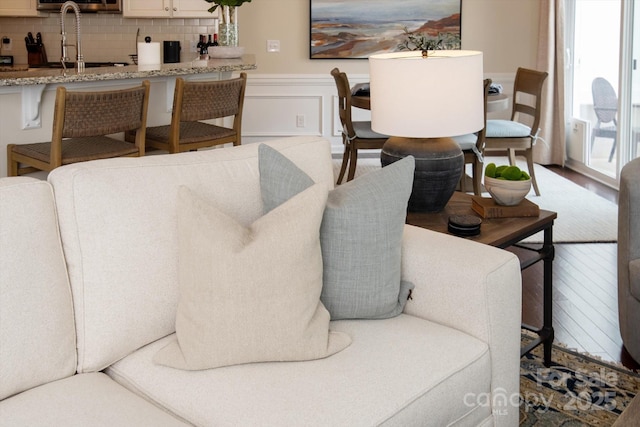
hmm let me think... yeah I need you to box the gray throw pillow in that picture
[259,144,415,320]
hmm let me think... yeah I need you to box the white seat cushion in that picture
[486,119,531,138]
[107,314,492,427]
[0,373,189,427]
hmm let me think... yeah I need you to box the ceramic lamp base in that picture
[381,136,463,212]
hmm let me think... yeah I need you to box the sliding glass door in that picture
[565,0,638,187]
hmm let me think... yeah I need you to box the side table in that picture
[406,192,557,367]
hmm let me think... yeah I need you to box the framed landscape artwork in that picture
[310,0,461,59]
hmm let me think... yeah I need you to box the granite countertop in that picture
[0,55,256,87]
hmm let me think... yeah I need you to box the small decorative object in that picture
[447,215,482,237]
[483,163,532,206]
[397,28,461,58]
[204,0,253,47]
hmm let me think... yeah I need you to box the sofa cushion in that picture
[154,185,350,370]
[259,144,415,319]
[0,372,189,426]
[0,177,76,401]
[107,315,491,427]
[47,136,335,373]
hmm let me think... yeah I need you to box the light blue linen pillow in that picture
[259,144,415,320]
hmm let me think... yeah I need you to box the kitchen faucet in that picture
[60,1,84,73]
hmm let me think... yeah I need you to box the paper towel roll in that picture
[137,42,161,66]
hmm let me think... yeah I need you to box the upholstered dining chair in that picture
[454,78,492,196]
[129,73,247,153]
[591,77,618,162]
[484,67,548,196]
[7,80,150,176]
[331,67,389,184]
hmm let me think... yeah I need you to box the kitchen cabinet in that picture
[124,0,211,18]
[0,0,40,17]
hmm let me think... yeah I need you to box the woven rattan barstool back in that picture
[131,73,247,154]
[7,81,151,176]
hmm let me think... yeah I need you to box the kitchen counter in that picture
[0,55,257,86]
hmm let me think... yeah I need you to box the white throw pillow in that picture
[154,185,351,370]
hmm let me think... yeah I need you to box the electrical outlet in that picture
[1,37,11,51]
[267,40,280,53]
[190,41,198,53]
[296,114,305,128]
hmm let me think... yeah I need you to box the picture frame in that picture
[310,0,462,59]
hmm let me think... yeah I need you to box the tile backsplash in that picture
[0,14,217,65]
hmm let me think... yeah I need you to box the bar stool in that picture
[7,81,150,176]
[128,73,247,153]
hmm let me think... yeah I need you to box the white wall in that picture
[238,0,540,75]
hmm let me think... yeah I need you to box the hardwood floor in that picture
[515,166,640,371]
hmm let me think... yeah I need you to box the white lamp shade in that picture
[369,50,484,138]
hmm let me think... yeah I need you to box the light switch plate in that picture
[267,40,280,53]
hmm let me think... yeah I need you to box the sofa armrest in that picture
[618,158,640,362]
[401,224,522,426]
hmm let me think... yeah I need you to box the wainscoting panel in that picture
[243,94,324,137]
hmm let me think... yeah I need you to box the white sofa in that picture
[0,136,522,427]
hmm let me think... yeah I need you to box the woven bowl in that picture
[484,176,531,206]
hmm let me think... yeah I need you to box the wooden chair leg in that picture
[472,159,483,196]
[459,169,467,193]
[346,146,358,181]
[336,145,349,185]
[508,148,517,166]
[525,148,541,196]
[7,144,18,177]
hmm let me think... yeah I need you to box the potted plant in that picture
[204,0,253,13]
[204,0,254,46]
[397,28,461,57]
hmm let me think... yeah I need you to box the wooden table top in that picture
[406,192,556,248]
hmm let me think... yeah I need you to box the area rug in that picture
[332,157,618,243]
[519,334,640,426]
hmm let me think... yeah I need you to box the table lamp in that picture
[369,50,484,212]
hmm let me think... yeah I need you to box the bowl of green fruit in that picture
[484,163,531,206]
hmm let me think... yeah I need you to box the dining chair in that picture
[130,73,247,153]
[331,68,389,184]
[7,81,150,176]
[484,67,548,196]
[454,78,492,196]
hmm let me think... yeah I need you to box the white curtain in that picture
[535,0,566,166]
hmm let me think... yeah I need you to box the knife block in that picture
[27,45,47,66]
